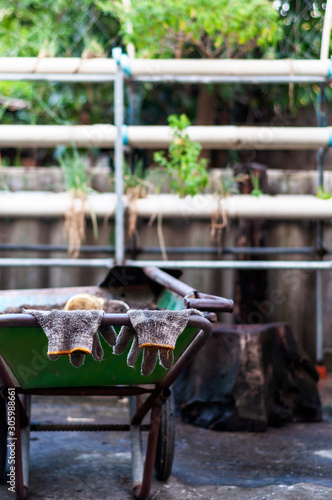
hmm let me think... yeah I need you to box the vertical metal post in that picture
[316,268,323,362]
[316,85,327,363]
[320,0,332,60]
[113,48,125,265]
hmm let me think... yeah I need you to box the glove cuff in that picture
[139,342,174,350]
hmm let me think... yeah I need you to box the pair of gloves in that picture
[26,294,202,375]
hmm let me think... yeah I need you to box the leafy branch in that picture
[153,114,209,198]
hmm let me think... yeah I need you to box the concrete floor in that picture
[1,377,332,500]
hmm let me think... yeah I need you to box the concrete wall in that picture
[0,167,331,368]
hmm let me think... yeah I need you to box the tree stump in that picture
[174,322,321,431]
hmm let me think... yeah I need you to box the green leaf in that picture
[317,187,332,200]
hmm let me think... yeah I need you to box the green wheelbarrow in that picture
[0,266,233,499]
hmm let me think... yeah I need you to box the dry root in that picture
[126,186,141,240]
[210,196,228,254]
[65,190,86,258]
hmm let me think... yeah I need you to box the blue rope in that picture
[328,130,332,148]
[327,56,332,79]
[112,47,122,65]
[120,54,131,77]
[122,124,129,146]
[111,47,131,76]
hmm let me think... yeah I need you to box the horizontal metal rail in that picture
[132,75,329,84]
[0,243,318,255]
[0,74,328,86]
[0,74,328,85]
[0,258,113,268]
[0,257,331,270]
[127,259,332,270]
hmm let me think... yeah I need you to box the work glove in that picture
[114,309,202,375]
[24,309,117,367]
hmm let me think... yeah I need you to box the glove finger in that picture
[92,333,104,361]
[98,325,117,347]
[159,349,174,370]
[70,351,85,367]
[113,325,134,355]
[48,354,59,361]
[127,336,141,367]
[141,348,158,376]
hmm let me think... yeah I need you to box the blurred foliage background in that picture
[0,0,330,167]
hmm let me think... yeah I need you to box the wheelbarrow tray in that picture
[0,285,196,389]
[0,266,232,500]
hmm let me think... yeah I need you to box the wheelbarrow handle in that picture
[184,297,234,313]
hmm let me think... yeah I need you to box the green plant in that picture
[250,171,263,197]
[58,149,98,256]
[317,186,332,200]
[153,114,209,197]
[123,159,150,196]
[213,167,248,198]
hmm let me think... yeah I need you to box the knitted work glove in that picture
[24,309,116,367]
[64,292,117,360]
[114,309,202,375]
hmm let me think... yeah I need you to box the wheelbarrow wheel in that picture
[154,391,175,481]
[0,392,7,483]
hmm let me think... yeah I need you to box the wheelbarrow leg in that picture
[131,391,169,500]
[21,395,31,495]
[14,395,28,500]
[129,396,144,492]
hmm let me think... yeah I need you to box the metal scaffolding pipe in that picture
[134,195,332,220]
[1,125,332,149]
[0,57,117,74]
[0,257,330,270]
[321,0,332,60]
[0,73,115,83]
[1,193,332,220]
[0,244,317,255]
[113,48,125,265]
[129,58,332,77]
[126,125,332,149]
[133,75,328,84]
[0,74,327,85]
[125,259,332,270]
[0,192,117,218]
[0,258,113,268]
[0,57,331,78]
[0,125,116,148]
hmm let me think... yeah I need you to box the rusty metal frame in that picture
[0,310,214,500]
